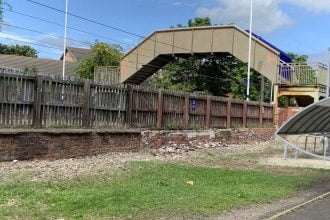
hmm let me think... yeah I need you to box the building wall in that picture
[275,107,302,127]
[64,52,76,62]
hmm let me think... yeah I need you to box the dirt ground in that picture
[260,157,330,170]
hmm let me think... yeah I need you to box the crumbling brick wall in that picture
[0,128,275,162]
[0,129,141,161]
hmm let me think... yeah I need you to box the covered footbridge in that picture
[120,25,282,84]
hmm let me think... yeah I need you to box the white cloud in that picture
[172,1,197,7]
[0,32,34,43]
[172,1,184,6]
[281,0,330,13]
[196,0,293,33]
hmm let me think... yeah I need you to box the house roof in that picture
[0,54,76,76]
[62,47,92,62]
[276,97,330,135]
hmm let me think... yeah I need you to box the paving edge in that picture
[264,191,330,220]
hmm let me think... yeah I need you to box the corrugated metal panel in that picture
[276,97,330,135]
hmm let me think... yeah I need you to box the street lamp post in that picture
[246,0,253,101]
[62,0,69,80]
[327,48,330,98]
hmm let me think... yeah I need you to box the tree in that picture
[23,65,38,75]
[287,52,308,63]
[148,55,236,96]
[0,0,4,22]
[0,44,38,57]
[171,17,211,28]
[188,17,211,27]
[0,0,11,23]
[75,41,123,79]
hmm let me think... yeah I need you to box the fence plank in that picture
[259,102,263,128]
[183,94,190,128]
[82,80,90,127]
[243,100,247,128]
[226,99,231,129]
[126,85,133,126]
[205,96,211,128]
[32,75,43,127]
[157,89,163,128]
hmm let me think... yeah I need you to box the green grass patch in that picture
[0,161,313,219]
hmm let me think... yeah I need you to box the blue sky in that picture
[1,0,330,63]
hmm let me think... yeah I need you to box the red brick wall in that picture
[0,130,141,162]
[275,107,302,127]
[0,128,276,162]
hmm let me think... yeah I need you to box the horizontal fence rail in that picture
[279,62,328,86]
[0,70,274,129]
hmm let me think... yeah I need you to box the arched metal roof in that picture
[276,97,330,135]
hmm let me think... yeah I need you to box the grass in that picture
[0,161,314,219]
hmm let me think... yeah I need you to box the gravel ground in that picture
[0,140,277,182]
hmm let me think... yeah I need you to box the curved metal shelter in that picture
[120,25,281,84]
[276,97,330,160]
[277,97,330,135]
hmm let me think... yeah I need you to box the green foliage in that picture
[147,54,271,101]
[0,44,38,57]
[287,52,308,63]
[22,65,38,75]
[0,0,4,22]
[230,65,272,101]
[0,1,12,23]
[188,17,211,27]
[171,17,211,28]
[0,161,312,219]
[147,55,239,96]
[75,41,123,79]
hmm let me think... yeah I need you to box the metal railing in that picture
[278,62,328,86]
[94,66,120,83]
[280,133,329,161]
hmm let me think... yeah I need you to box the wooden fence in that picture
[0,71,274,129]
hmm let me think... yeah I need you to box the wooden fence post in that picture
[32,75,43,127]
[82,80,91,127]
[156,89,163,128]
[226,99,231,129]
[243,100,248,128]
[183,93,190,128]
[259,102,263,128]
[205,96,211,128]
[126,85,133,127]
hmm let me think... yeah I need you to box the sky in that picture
[1,0,330,63]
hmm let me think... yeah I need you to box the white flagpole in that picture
[62,0,69,80]
[327,48,330,97]
[246,0,253,101]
